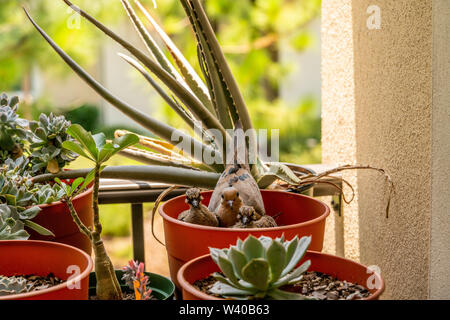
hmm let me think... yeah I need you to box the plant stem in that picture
[65,197,92,241]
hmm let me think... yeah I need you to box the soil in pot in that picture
[193,271,371,300]
[0,273,64,297]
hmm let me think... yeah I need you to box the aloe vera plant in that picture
[209,235,312,300]
[25,0,303,189]
[56,124,139,300]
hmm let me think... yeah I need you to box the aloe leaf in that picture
[32,165,221,189]
[24,8,222,170]
[23,220,55,237]
[186,0,253,133]
[58,1,226,141]
[257,163,301,188]
[135,0,214,114]
[120,0,186,86]
[118,53,198,130]
[118,147,200,170]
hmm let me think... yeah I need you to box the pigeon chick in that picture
[178,188,218,227]
[233,205,277,228]
[216,187,243,227]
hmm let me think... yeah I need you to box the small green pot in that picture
[88,270,175,300]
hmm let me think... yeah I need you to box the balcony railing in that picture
[98,164,342,265]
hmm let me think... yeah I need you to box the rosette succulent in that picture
[0,93,28,162]
[29,113,78,174]
[209,235,312,300]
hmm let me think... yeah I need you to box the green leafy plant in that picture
[26,1,393,217]
[0,93,78,174]
[0,158,55,239]
[56,124,139,300]
[208,234,312,300]
[25,0,306,188]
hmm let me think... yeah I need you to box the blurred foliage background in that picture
[1,0,322,252]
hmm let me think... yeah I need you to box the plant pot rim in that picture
[177,251,385,301]
[0,240,93,300]
[37,184,93,209]
[159,190,330,232]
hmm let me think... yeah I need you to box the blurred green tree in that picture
[0,0,124,117]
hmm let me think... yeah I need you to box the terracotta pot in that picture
[159,190,329,288]
[0,240,93,300]
[178,252,385,300]
[28,180,93,255]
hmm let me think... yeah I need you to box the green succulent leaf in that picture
[217,255,240,286]
[266,239,286,282]
[209,282,255,297]
[268,288,312,300]
[228,246,248,279]
[23,220,55,237]
[61,140,93,161]
[241,258,270,291]
[273,260,311,288]
[281,236,311,277]
[242,235,265,261]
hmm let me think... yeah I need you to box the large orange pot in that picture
[0,240,93,300]
[28,181,93,254]
[178,252,385,300]
[159,190,329,288]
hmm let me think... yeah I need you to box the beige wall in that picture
[322,0,450,299]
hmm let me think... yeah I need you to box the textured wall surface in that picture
[321,0,360,261]
[430,0,450,299]
[321,0,445,299]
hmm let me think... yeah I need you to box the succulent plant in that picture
[122,260,152,300]
[56,124,139,300]
[29,113,78,174]
[0,158,57,240]
[0,275,33,296]
[0,205,29,240]
[208,235,313,300]
[0,93,29,162]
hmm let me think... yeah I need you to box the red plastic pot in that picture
[28,182,93,254]
[159,190,329,288]
[178,251,385,300]
[0,240,93,300]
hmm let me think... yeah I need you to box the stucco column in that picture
[321,0,450,299]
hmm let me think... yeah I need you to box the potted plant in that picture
[159,189,329,288]
[0,93,93,253]
[0,240,93,300]
[57,124,174,300]
[24,0,392,292]
[177,235,385,300]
